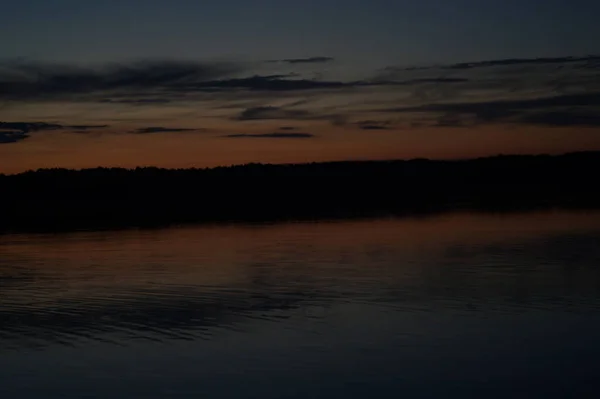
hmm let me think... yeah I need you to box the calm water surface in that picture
[1,211,600,398]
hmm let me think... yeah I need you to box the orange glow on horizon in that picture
[1,124,600,174]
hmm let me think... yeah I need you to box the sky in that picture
[1,0,600,173]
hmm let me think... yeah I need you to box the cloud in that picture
[0,59,242,100]
[199,76,463,92]
[0,59,360,103]
[388,92,600,127]
[442,55,600,70]
[517,110,600,127]
[392,92,600,115]
[1,57,481,108]
[386,55,600,72]
[268,57,334,64]
[0,121,108,132]
[413,78,468,84]
[233,105,349,124]
[0,131,29,144]
[132,127,201,134]
[235,106,312,121]
[190,76,348,92]
[356,120,391,130]
[390,78,469,85]
[193,76,467,96]
[3,54,598,133]
[0,121,63,132]
[100,98,171,104]
[376,55,600,103]
[433,113,476,128]
[0,121,109,143]
[66,124,109,130]
[223,132,315,138]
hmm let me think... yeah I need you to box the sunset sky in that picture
[1,0,600,173]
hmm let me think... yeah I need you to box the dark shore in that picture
[1,151,599,233]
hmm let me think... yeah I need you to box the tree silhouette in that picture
[1,151,599,233]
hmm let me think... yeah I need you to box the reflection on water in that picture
[1,211,600,398]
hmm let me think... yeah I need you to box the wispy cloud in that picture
[0,121,63,132]
[0,59,242,100]
[379,77,469,85]
[387,92,600,127]
[223,132,315,138]
[67,124,108,130]
[190,76,349,92]
[0,121,109,143]
[233,105,346,126]
[234,106,312,121]
[385,55,600,73]
[356,120,391,130]
[3,58,476,105]
[0,131,29,144]
[517,110,600,127]
[0,59,362,105]
[442,55,600,70]
[268,57,334,64]
[132,127,202,134]
[2,53,599,142]
[101,98,171,104]
[0,121,108,132]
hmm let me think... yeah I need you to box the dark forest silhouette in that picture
[1,151,600,233]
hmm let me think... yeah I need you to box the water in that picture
[1,210,600,398]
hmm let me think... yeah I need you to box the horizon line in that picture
[2,150,599,176]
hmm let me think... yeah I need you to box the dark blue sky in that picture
[2,0,600,172]
[2,0,599,65]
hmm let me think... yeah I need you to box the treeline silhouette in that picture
[1,151,600,233]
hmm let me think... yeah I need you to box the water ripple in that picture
[1,212,600,352]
